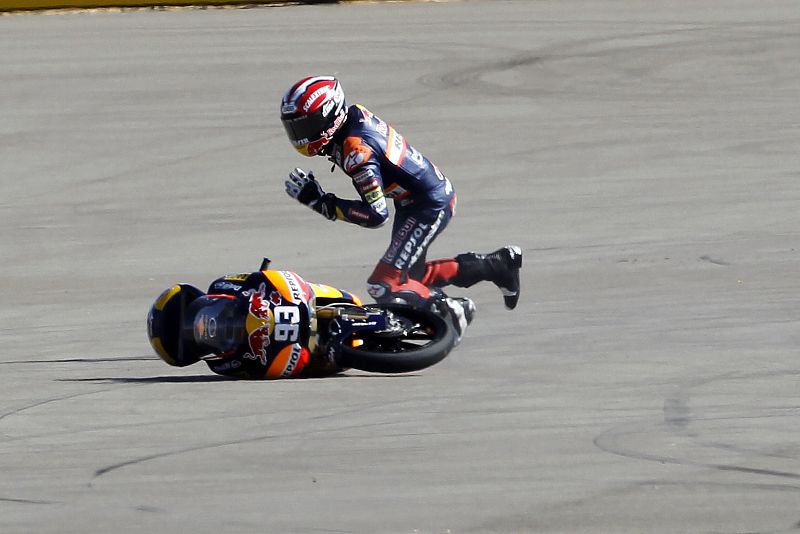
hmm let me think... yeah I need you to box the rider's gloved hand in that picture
[285,168,337,221]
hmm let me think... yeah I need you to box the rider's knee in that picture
[367,262,430,307]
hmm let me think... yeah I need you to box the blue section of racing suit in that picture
[323,104,456,229]
[320,104,458,304]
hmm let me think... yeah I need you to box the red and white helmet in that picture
[280,76,347,157]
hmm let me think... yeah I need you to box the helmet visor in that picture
[189,296,246,356]
[281,109,329,146]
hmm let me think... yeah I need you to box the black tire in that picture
[337,304,457,374]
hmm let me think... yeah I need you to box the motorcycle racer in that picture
[280,76,522,339]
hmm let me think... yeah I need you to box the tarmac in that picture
[1,1,799,532]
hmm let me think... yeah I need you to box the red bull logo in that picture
[243,283,274,366]
[240,274,312,367]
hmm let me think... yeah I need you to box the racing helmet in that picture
[146,284,209,367]
[280,76,347,157]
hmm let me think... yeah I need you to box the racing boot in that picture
[443,296,476,346]
[450,246,522,310]
[427,290,476,346]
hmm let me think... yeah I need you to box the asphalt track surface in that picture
[2,1,800,532]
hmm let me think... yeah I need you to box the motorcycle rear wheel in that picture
[337,304,456,374]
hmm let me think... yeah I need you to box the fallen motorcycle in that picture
[146,258,457,379]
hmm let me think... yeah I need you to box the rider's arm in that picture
[286,133,391,227]
[327,164,389,228]
[286,167,388,227]
[325,135,390,228]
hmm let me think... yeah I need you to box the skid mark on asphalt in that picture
[91,415,416,483]
[699,255,730,266]
[0,496,58,505]
[594,369,800,481]
[0,389,115,424]
[88,390,466,484]
[0,373,437,447]
[594,421,800,481]
[421,23,800,104]
[419,26,711,96]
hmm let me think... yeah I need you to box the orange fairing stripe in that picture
[264,270,293,302]
[264,270,310,304]
[266,344,309,379]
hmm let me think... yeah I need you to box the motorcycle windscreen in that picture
[190,297,246,356]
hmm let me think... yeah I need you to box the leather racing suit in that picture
[321,104,460,306]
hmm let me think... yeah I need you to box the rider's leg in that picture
[366,206,474,342]
[369,262,475,346]
[419,246,523,310]
[366,205,448,304]
[367,260,432,307]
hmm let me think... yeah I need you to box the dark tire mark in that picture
[699,255,730,266]
[420,24,800,104]
[0,389,114,424]
[0,372,403,446]
[594,421,800,481]
[0,497,57,505]
[595,369,800,482]
[418,27,711,97]
[91,416,419,483]
[89,390,465,484]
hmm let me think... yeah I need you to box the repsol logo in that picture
[394,223,429,270]
[280,345,303,378]
[385,217,416,262]
[281,271,304,302]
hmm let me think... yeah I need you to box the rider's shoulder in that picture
[344,104,386,135]
[351,104,374,120]
[342,105,388,143]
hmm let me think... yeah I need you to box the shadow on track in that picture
[0,356,157,365]
[58,373,420,384]
[58,375,235,383]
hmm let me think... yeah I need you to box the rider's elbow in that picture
[362,213,389,228]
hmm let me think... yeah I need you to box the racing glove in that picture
[285,168,337,221]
